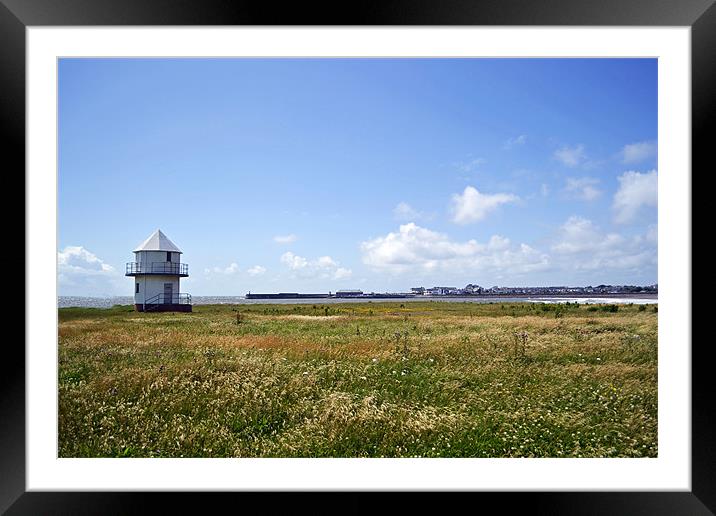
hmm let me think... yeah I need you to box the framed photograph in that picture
[6,0,708,512]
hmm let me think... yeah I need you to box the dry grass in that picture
[58,301,657,457]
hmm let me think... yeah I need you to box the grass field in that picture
[58,301,657,458]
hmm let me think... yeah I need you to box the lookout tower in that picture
[125,229,192,312]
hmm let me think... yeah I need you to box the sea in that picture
[58,294,658,309]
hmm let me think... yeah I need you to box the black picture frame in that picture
[3,0,707,513]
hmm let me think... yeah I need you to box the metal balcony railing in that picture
[126,262,189,276]
[144,293,192,306]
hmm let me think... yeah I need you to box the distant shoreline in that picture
[468,293,658,299]
[245,292,658,300]
[58,293,657,309]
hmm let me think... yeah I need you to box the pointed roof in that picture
[133,229,182,253]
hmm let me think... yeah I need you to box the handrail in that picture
[144,293,192,305]
[126,262,189,275]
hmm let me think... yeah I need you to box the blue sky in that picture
[58,58,657,296]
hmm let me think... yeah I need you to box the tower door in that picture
[164,283,173,304]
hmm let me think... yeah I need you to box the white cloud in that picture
[504,135,527,149]
[280,252,309,270]
[359,220,655,282]
[450,186,518,224]
[58,246,119,295]
[393,202,421,221]
[280,252,352,280]
[247,265,266,276]
[208,262,239,275]
[551,216,656,271]
[273,234,298,244]
[58,246,114,273]
[564,177,602,201]
[361,224,480,267]
[621,141,657,164]
[455,157,486,172]
[360,223,549,275]
[316,256,337,268]
[612,170,658,224]
[333,267,352,280]
[552,217,624,255]
[393,202,434,222]
[540,183,550,197]
[487,235,511,251]
[554,144,586,167]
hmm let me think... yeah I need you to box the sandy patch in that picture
[274,315,348,322]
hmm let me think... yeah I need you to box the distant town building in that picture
[125,229,191,312]
[336,290,363,298]
[428,287,458,295]
[245,283,656,300]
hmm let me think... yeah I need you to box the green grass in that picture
[58,301,657,458]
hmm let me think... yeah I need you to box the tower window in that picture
[167,252,171,262]
[136,283,140,293]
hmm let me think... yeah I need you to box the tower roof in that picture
[133,229,183,253]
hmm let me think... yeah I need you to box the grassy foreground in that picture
[58,301,657,458]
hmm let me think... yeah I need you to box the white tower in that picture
[125,229,192,312]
